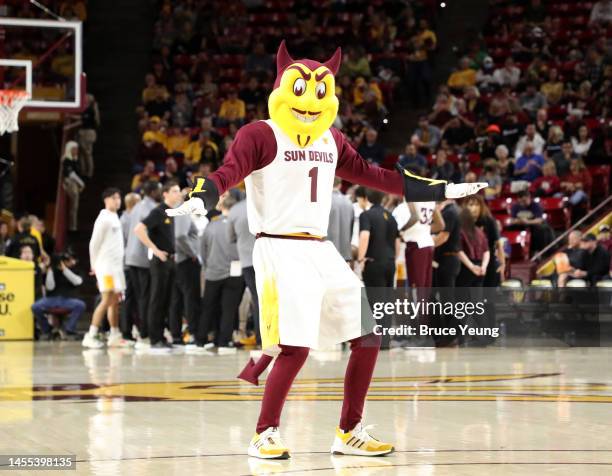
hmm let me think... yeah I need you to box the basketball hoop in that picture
[0,90,30,135]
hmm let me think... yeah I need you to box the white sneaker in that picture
[131,325,140,341]
[82,332,104,349]
[134,338,150,350]
[165,197,206,217]
[107,333,135,348]
[217,346,237,355]
[331,422,394,456]
[186,345,213,355]
[247,427,290,459]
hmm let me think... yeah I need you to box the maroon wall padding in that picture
[15,124,62,218]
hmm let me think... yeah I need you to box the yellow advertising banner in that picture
[0,256,34,340]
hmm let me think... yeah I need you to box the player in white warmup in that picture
[83,188,133,349]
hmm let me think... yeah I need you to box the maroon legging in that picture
[256,333,381,434]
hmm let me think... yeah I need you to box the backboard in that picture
[0,17,83,110]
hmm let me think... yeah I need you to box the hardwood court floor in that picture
[1,342,611,475]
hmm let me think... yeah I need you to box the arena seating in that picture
[425,0,611,276]
[134,0,441,182]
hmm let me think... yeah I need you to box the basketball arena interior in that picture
[0,0,611,474]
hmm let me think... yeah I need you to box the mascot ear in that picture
[276,40,294,75]
[323,47,342,75]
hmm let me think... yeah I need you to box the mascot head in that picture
[268,41,341,148]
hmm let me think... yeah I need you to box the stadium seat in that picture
[584,118,602,134]
[536,197,570,230]
[466,152,480,165]
[548,104,566,120]
[504,196,517,210]
[502,229,531,262]
[588,165,610,200]
[530,279,553,289]
[501,278,522,288]
[489,197,511,216]
[447,154,461,164]
[495,214,512,230]
[566,279,588,288]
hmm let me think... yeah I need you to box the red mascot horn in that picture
[276,40,295,76]
[323,47,342,75]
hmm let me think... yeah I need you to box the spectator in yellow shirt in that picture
[540,67,564,105]
[148,116,168,148]
[417,19,437,56]
[353,77,383,107]
[339,47,372,79]
[447,57,477,92]
[218,89,246,126]
[131,160,160,192]
[142,74,169,104]
[183,131,220,166]
[165,127,191,154]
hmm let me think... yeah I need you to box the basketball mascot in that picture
[168,41,486,459]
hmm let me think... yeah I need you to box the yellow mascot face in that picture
[268,41,341,148]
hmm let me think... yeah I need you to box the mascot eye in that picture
[293,78,306,96]
[316,82,326,99]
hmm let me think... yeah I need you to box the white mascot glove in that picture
[445,182,489,199]
[165,197,207,217]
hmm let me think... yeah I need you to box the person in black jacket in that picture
[433,200,461,287]
[134,180,183,353]
[357,188,400,349]
[574,233,611,285]
[357,129,387,165]
[431,199,462,346]
[357,189,400,288]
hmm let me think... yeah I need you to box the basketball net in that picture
[0,90,29,135]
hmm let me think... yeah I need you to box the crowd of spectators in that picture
[395,0,610,262]
[133,0,440,185]
[129,0,610,288]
